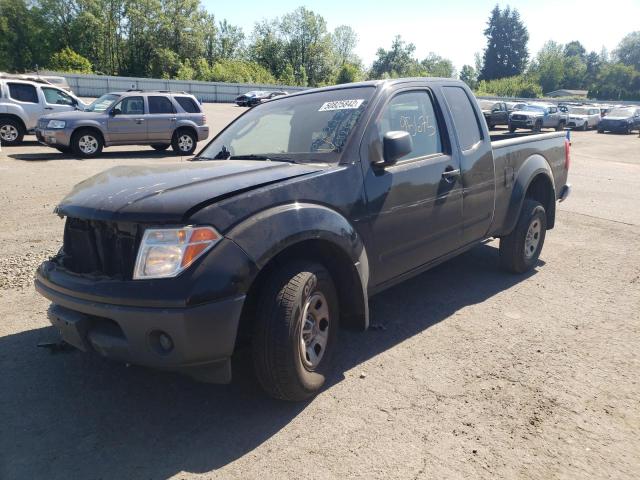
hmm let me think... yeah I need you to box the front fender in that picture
[501,154,556,235]
[226,203,370,329]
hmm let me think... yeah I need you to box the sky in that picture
[201,0,640,71]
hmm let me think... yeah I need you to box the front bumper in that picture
[599,122,632,132]
[35,128,72,147]
[509,118,537,129]
[35,269,245,383]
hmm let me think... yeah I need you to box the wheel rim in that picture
[0,124,18,141]
[524,218,542,259]
[178,134,193,152]
[78,135,98,154]
[300,291,330,369]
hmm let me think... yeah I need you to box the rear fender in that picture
[501,154,556,235]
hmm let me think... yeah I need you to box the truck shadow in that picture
[0,242,540,479]
[8,149,192,162]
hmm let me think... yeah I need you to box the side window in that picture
[376,91,443,162]
[443,86,482,151]
[148,96,175,114]
[549,107,557,113]
[175,96,200,113]
[8,83,38,103]
[115,96,144,115]
[42,87,74,106]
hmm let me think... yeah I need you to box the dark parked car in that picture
[36,78,571,401]
[478,100,509,129]
[597,107,640,134]
[235,90,287,107]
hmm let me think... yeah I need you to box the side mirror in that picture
[110,107,121,116]
[379,131,413,166]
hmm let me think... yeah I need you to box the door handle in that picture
[442,167,460,182]
[170,117,177,122]
[44,107,53,110]
[134,118,145,124]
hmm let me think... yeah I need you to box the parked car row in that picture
[235,90,288,107]
[477,97,640,135]
[1,77,209,157]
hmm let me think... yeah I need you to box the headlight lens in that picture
[133,226,221,279]
[46,120,66,129]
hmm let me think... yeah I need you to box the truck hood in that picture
[602,115,632,121]
[56,160,324,223]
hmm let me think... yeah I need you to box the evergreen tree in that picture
[479,5,529,80]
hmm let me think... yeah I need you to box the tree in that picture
[420,53,455,78]
[614,31,640,70]
[215,19,245,61]
[332,25,358,66]
[529,41,565,93]
[48,47,93,73]
[460,65,478,89]
[590,63,639,100]
[564,40,586,59]
[479,5,529,80]
[336,63,362,84]
[370,35,417,78]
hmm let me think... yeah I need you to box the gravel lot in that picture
[0,103,639,479]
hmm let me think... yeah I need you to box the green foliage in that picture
[480,5,529,80]
[209,59,276,84]
[459,65,478,89]
[369,36,455,79]
[614,31,640,70]
[590,63,640,101]
[336,63,362,84]
[48,47,92,73]
[476,75,542,98]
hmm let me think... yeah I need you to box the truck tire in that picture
[508,124,516,133]
[534,120,542,132]
[597,128,604,134]
[172,129,197,155]
[581,121,588,131]
[0,118,25,146]
[499,199,547,274]
[555,121,566,132]
[252,261,339,401]
[71,128,103,158]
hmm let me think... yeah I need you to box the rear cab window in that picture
[175,96,201,113]
[8,82,39,103]
[443,86,483,151]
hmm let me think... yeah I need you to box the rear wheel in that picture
[71,129,103,158]
[171,129,197,155]
[499,199,547,274]
[252,261,339,401]
[151,144,170,151]
[581,121,588,131]
[0,118,25,146]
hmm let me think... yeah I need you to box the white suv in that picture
[0,77,85,146]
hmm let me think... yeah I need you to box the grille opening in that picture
[59,218,141,279]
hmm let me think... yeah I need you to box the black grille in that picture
[60,218,140,279]
[512,114,526,120]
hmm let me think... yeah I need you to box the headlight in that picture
[133,226,221,279]
[46,120,66,129]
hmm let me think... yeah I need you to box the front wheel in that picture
[555,121,565,132]
[597,128,604,134]
[71,129,103,158]
[252,261,339,401]
[582,122,588,131]
[499,199,547,274]
[509,125,516,133]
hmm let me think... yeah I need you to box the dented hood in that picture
[56,160,323,223]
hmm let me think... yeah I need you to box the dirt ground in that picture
[0,104,638,479]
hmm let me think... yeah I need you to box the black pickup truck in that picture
[36,78,571,401]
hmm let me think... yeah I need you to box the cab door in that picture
[361,88,464,285]
[107,96,147,144]
[146,96,177,143]
[41,87,77,115]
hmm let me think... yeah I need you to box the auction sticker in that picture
[318,99,364,111]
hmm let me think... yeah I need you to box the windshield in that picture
[569,107,591,115]
[199,86,375,163]
[523,105,546,113]
[85,94,120,112]
[478,100,496,110]
[608,108,635,117]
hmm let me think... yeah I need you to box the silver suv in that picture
[35,90,209,158]
[0,76,85,146]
